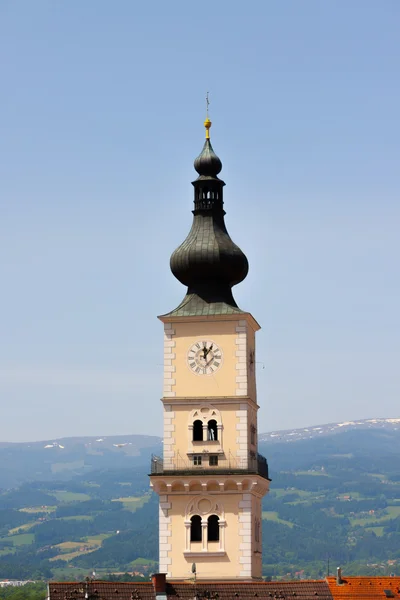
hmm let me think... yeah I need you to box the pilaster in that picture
[236,403,248,466]
[163,323,176,398]
[158,495,172,577]
[163,405,175,469]
[238,493,253,578]
[235,320,248,396]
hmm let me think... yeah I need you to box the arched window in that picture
[207,514,219,542]
[207,419,218,441]
[193,420,203,441]
[190,515,202,542]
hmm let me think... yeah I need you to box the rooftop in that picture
[48,580,332,600]
[327,577,400,600]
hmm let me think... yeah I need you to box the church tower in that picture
[150,115,270,580]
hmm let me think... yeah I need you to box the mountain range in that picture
[1,417,400,580]
[1,417,399,489]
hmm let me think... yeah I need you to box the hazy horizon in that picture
[1,2,399,441]
[1,415,399,445]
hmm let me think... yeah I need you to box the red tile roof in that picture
[48,581,156,600]
[327,577,400,600]
[49,578,400,600]
[167,580,332,600]
[48,580,332,600]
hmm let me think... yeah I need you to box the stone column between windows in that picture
[184,520,191,551]
[235,320,248,396]
[188,423,194,453]
[159,495,172,576]
[202,423,207,441]
[201,519,208,552]
[238,493,252,578]
[217,423,223,448]
[219,518,226,552]
[163,323,176,398]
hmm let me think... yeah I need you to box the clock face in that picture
[187,340,223,376]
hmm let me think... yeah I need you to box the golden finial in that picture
[204,91,211,139]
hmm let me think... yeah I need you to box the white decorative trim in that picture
[184,551,227,557]
[236,406,248,464]
[185,495,225,519]
[158,496,171,575]
[238,492,253,577]
[163,323,176,397]
[163,406,175,469]
[235,321,248,396]
[184,496,226,554]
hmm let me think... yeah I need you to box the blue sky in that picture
[0,1,399,441]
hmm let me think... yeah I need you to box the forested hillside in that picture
[0,427,399,580]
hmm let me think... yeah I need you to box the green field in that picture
[111,495,149,512]
[51,460,85,473]
[50,491,91,503]
[262,510,294,528]
[131,557,158,566]
[54,541,87,551]
[19,505,56,513]
[5,533,35,546]
[9,520,41,534]
[59,515,93,521]
[0,547,16,556]
[50,547,98,562]
[365,526,385,536]
[84,534,113,543]
[350,505,400,526]
[50,538,106,562]
[270,488,313,499]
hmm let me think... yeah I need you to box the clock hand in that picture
[205,343,213,357]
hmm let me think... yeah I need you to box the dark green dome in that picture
[193,139,222,177]
[166,122,249,317]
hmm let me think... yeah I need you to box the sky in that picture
[0,1,399,442]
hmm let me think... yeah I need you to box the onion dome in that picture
[165,117,249,317]
[193,118,222,177]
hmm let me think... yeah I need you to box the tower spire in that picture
[205,91,211,139]
[165,113,249,318]
[153,113,269,581]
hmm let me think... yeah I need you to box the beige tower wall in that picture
[163,401,255,467]
[162,316,259,401]
[153,312,269,580]
[155,486,266,579]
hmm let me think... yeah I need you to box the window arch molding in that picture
[184,496,226,554]
[188,405,223,444]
